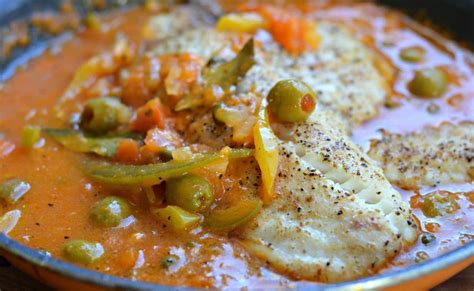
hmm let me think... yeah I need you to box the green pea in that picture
[408,68,448,98]
[90,196,132,228]
[399,46,425,63]
[421,232,436,245]
[161,254,179,269]
[21,125,41,148]
[80,97,131,135]
[165,174,214,213]
[63,240,104,264]
[267,79,316,122]
[0,179,30,205]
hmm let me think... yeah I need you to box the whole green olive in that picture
[267,79,317,122]
[408,68,448,98]
[165,174,214,213]
[63,240,104,264]
[80,97,131,134]
[399,46,425,63]
[90,196,132,228]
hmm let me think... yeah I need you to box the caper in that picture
[426,103,440,114]
[63,240,104,264]
[161,254,179,269]
[267,79,316,122]
[80,97,132,134]
[165,174,214,213]
[408,68,448,98]
[415,251,430,263]
[399,46,425,63]
[421,232,436,245]
[90,196,132,228]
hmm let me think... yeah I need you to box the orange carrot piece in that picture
[115,138,140,163]
[132,98,165,133]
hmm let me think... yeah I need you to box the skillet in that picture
[0,0,473,289]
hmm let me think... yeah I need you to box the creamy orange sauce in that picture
[0,2,472,288]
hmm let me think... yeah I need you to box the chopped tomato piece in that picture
[115,138,140,163]
[144,127,182,153]
[132,98,165,132]
[243,5,320,55]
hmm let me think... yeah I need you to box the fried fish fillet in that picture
[148,9,389,129]
[368,122,474,189]
[238,21,389,128]
[238,111,418,283]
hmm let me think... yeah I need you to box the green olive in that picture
[90,196,132,227]
[80,97,131,134]
[399,46,425,63]
[63,240,104,264]
[267,79,316,122]
[165,174,214,213]
[408,68,448,98]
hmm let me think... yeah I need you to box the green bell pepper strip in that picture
[43,128,126,157]
[203,38,255,90]
[81,148,253,186]
[203,199,263,232]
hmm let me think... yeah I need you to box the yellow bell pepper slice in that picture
[253,107,279,204]
[153,206,200,232]
[216,13,267,34]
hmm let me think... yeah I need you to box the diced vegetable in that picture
[115,139,140,163]
[267,79,316,122]
[63,240,104,264]
[213,103,256,144]
[165,174,214,213]
[44,128,124,157]
[203,199,262,232]
[81,148,253,186]
[80,97,132,135]
[417,191,460,218]
[174,94,203,111]
[21,125,41,148]
[61,38,134,99]
[163,53,203,96]
[421,232,436,245]
[253,108,279,204]
[0,179,30,205]
[252,6,320,55]
[203,38,255,90]
[90,196,132,228]
[153,205,200,232]
[144,128,182,154]
[132,98,165,133]
[161,254,179,269]
[0,209,21,234]
[171,147,193,161]
[408,68,448,98]
[399,46,425,63]
[216,13,267,33]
